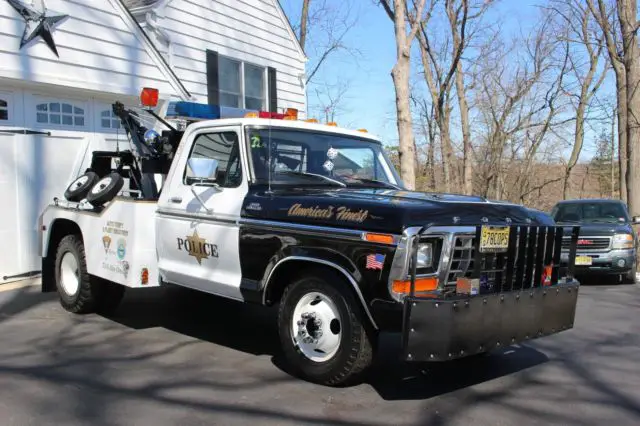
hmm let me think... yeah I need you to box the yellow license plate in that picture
[479,226,510,253]
[575,255,592,266]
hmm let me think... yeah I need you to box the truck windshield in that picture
[245,127,402,188]
[552,202,629,223]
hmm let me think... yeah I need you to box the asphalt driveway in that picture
[0,280,639,425]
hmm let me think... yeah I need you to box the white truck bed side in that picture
[40,199,160,288]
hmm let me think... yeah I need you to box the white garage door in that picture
[0,87,124,282]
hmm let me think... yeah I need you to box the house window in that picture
[0,99,7,121]
[100,109,121,129]
[36,102,85,127]
[218,56,265,110]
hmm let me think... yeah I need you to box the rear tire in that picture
[64,171,99,202]
[277,268,374,386]
[54,234,125,314]
[55,234,96,314]
[86,172,124,207]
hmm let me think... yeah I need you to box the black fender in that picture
[259,245,378,329]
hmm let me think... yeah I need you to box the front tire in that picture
[277,269,374,386]
[622,266,637,284]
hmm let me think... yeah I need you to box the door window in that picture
[184,131,242,188]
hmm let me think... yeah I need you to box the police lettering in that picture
[177,238,219,257]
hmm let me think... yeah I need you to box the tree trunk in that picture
[619,0,640,214]
[428,134,436,191]
[455,61,472,195]
[299,0,310,51]
[616,74,629,202]
[391,57,417,190]
[563,102,587,200]
[439,111,453,193]
[612,110,616,198]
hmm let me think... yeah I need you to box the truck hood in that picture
[242,188,554,233]
[555,221,633,236]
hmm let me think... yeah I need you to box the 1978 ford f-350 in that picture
[39,89,581,386]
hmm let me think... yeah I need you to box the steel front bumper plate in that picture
[401,283,580,362]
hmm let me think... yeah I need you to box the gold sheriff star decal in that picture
[177,229,219,265]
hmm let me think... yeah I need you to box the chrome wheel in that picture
[91,176,112,194]
[291,291,342,362]
[71,175,89,189]
[60,251,80,296]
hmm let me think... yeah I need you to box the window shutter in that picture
[206,50,219,106]
[268,67,277,112]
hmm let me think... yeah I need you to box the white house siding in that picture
[0,0,185,282]
[151,0,307,115]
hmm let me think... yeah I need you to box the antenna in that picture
[266,114,273,195]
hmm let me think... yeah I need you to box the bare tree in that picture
[295,0,362,85]
[380,0,429,190]
[617,0,640,216]
[550,0,608,199]
[415,0,493,194]
[472,12,566,201]
[587,0,628,202]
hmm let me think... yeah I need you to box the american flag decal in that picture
[366,253,385,270]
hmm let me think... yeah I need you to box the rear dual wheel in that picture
[277,269,374,386]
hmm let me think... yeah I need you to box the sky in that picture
[279,0,616,160]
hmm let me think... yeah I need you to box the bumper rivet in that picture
[430,353,434,359]
[448,353,452,357]
[460,350,464,355]
[408,353,412,359]
[411,328,415,333]
[497,342,501,346]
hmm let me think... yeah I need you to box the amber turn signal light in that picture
[392,277,438,294]
[363,233,395,244]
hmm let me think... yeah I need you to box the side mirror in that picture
[187,158,218,181]
[632,216,640,225]
[187,158,219,214]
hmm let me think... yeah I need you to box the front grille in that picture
[562,236,610,251]
[442,225,579,294]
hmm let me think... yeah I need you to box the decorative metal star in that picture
[6,0,68,57]
[185,230,208,265]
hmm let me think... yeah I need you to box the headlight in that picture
[416,243,433,268]
[612,233,634,249]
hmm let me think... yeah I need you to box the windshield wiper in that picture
[277,171,346,187]
[348,178,402,190]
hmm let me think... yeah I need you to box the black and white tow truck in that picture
[39,88,581,386]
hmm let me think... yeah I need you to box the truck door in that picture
[156,125,248,300]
